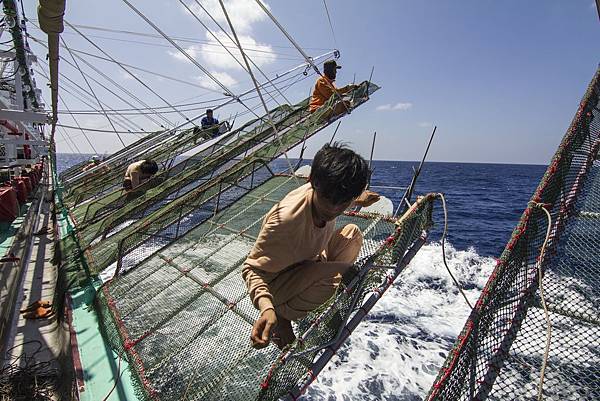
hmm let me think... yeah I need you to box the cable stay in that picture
[30,33,175,128]
[64,20,189,122]
[63,48,339,185]
[60,36,126,147]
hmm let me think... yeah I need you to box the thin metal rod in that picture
[218,0,300,185]
[328,120,342,144]
[367,131,377,189]
[394,125,437,217]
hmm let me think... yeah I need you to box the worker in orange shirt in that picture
[308,60,357,119]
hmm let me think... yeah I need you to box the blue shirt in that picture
[201,116,219,128]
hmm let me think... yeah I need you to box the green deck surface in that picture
[56,205,140,401]
[0,201,32,256]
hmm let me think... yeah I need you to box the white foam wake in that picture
[303,242,495,401]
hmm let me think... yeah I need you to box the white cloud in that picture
[418,121,433,128]
[119,70,135,80]
[376,102,413,111]
[168,45,201,63]
[200,31,276,70]
[186,0,269,33]
[195,71,237,90]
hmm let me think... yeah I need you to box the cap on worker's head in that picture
[323,60,341,72]
[91,155,100,161]
[206,108,213,113]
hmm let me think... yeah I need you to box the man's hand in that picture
[354,190,380,208]
[251,308,277,349]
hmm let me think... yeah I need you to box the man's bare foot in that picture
[271,317,295,349]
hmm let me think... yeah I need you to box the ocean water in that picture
[56,154,546,400]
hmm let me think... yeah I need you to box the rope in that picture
[101,354,122,401]
[322,0,338,49]
[41,40,227,94]
[531,202,553,401]
[64,20,190,122]
[252,0,349,114]
[438,193,473,310]
[189,0,293,105]
[55,124,153,135]
[37,63,150,135]
[119,0,281,132]
[59,36,126,147]
[57,92,98,154]
[120,0,236,98]
[29,32,175,128]
[0,340,60,400]
[218,0,300,185]
[43,20,334,52]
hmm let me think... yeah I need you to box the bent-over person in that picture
[242,142,380,349]
[123,159,158,192]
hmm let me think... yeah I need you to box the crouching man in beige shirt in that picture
[242,142,380,349]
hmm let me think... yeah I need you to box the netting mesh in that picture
[75,81,378,276]
[96,175,437,401]
[70,103,296,232]
[58,129,164,183]
[63,121,228,205]
[427,67,600,400]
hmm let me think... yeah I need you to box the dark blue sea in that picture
[56,154,546,400]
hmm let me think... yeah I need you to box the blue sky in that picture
[24,0,599,164]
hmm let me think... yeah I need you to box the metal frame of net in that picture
[70,81,379,276]
[58,129,165,183]
[62,121,231,206]
[95,169,439,401]
[70,103,297,229]
[427,67,600,400]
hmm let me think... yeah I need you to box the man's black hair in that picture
[141,159,159,175]
[206,109,213,113]
[310,142,369,204]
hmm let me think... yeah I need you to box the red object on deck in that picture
[24,171,38,187]
[12,179,27,204]
[20,176,32,194]
[0,120,19,135]
[0,186,19,223]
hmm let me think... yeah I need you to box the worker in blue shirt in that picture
[201,109,220,138]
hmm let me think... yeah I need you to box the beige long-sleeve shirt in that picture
[124,160,146,189]
[242,183,335,313]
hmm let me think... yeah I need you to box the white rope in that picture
[41,21,333,52]
[50,43,225,94]
[120,0,236,98]
[36,64,150,133]
[253,0,349,114]
[119,0,282,134]
[438,193,473,309]
[531,203,553,401]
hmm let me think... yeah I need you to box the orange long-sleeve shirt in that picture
[309,76,337,112]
